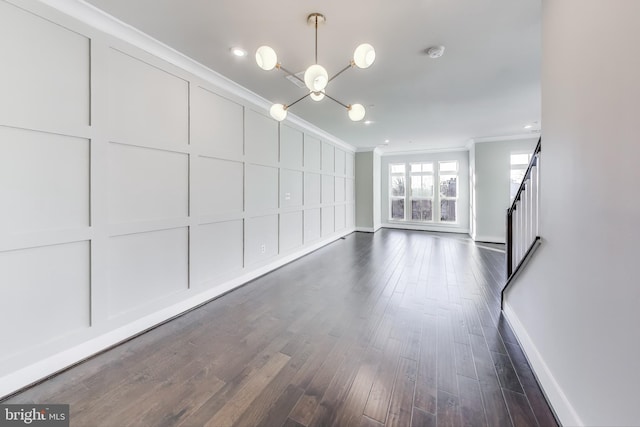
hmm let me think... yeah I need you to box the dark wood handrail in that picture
[501,236,541,308]
[507,137,541,216]
[503,137,542,309]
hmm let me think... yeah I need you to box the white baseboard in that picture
[355,227,375,233]
[0,230,353,399]
[382,223,469,234]
[502,302,583,426]
[473,235,505,244]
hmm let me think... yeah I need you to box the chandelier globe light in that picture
[310,90,325,102]
[353,43,376,69]
[256,46,278,71]
[255,13,375,122]
[348,104,366,122]
[269,104,288,121]
[304,64,329,92]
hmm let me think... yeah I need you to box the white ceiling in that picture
[84,0,541,151]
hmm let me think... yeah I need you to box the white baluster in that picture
[532,168,537,240]
[522,182,529,255]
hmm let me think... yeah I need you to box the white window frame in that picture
[388,160,459,224]
[409,162,434,222]
[510,152,532,202]
[438,161,459,223]
[389,163,406,221]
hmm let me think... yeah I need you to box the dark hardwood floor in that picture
[4,229,558,427]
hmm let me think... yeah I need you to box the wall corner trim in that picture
[472,235,505,244]
[502,302,583,427]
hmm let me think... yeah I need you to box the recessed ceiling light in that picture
[230,47,247,57]
[384,139,390,143]
[364,120,374,125]
[524,121,539,130]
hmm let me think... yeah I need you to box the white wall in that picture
[380,150,470,233]
[472,138,538,243]
[373,150,382,230]
[355,151,374,230]
[469,143,476,238]
[0,0,355,397]
[355,149,382,232]
[504,1,640,426]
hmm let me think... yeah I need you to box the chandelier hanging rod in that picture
[312,13,320,64]
[255,12,376,122]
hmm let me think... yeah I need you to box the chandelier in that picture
[255,13,376,122]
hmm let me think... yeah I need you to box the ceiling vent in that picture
[285,71,306,88]
[425,45,445,59]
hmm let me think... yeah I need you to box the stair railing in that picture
[502,137,542,308]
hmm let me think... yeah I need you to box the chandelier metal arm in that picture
[328,63,354,84]
[323,93,350,109]
[287,92,312,109]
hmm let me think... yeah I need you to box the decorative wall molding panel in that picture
[0,0,356,398]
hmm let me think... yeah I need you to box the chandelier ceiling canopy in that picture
[255,13,375,122]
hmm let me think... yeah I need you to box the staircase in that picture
[502,137,542,308]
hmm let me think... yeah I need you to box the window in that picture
[510,153,531,200]
[389,164,405,220]
[439,161,458,222]
[388,160,459,224]
[410,163,434,221]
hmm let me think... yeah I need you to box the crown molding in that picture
[34,0,355,153]
[471,133,540,144]
[377,145,469,157]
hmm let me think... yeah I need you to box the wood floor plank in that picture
[437,309,458,396]
[468,334,512,427]
[307,343,366,427]
[176,334,293,427]
[436,389,462,427]
[491,351,525,395]
[330,351,380,427]
[363,337,402,423]
[4,230,556,427]
[386,357,417,427]
[282,418,306,427]
[288,394,318,427]
[254,384,304,427]
[461,298,484,337]
[203,352,290,427]
[411,407,436,427]
[399,309,422,362]
[454,341,477,380]
[414,314,438,415]
[504,342,559,427]
[503,389,538,427]
[233,337,321,427]
[360,415,385,427]
[288,333,357,425]
[457,375,487,427]
[120,359,226,427]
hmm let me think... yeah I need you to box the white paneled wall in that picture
[0,1,90,132]
[0,0,355,397]
[0,128,90,233]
